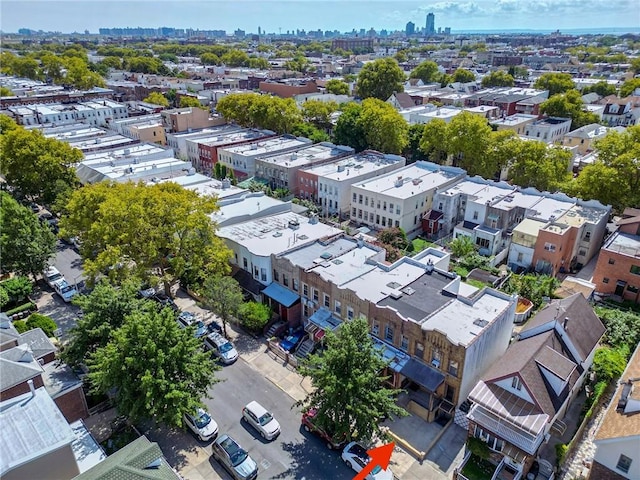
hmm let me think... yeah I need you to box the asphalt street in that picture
[204,358,354,480]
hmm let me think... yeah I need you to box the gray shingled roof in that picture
[73,436,180,480]
[18,328,57,360]
[0,316,20,348]
[0,344,43,392]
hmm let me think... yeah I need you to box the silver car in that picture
[184,408,219,442]
[242,401,281,440]
[211,434,258,480]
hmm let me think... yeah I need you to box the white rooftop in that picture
[181,177,246,200]
[355,162,463,199]
[220,136,311,158]
[196,129,272,148]
[491,114,538,127]
[257,142,353,169]
[492,191,543,211]
[304,151,404,181]
[217,212,342,257]
[528,197,574,222]
[211,193,290,227]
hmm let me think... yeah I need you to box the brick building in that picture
[259,79,319,98]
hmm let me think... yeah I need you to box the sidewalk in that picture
[173,289,465,479]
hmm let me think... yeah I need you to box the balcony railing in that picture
[468,406,543,455]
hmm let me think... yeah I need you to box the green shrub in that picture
[26,313,58,337]
[0,276,33,303]
[556,443,568,467]
[0,286,8,308]
[4,302,36,316]
[13,320,28,333]
[238,301,271,332]
[467,436,490,460]
[593,346,628,383]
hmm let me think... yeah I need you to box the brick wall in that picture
[0,375,44,401]
[589,461,629,480]
[53,387,89,423]
[592,248,640,304]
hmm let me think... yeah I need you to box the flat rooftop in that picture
[513,218,547,237]
[257,143,353,169]
[83,144,172,166]
[528,197,574,222]
[558,203,609,227]
[492,191,542,211]
[438,179,511,199]
[181,177,246,200]
[220,136,311,157]
[302,151,402,180]
[603,231,640,257]
[196,129,273,148]
[211,193,289,226]
[491,114,538,127]
[354,162,463,199]
[217,212,343,257]
[68,134,136,151]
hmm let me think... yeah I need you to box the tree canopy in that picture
[481,70,515,88]
[297,317,406,443]
[88,306,218,427]
[0,121,81,204]
[409,60,440,83]
[60,181,231,290]
[0,192,57,279]
[534,73,575,96]
[325,79,350,95]
[179,96,205,109]
[355,58,406,101]
[507,143,572,192]
[540,90,600,131]
[620,78,640,97]
[451,68,476,84]
[301,100,338,131]
[201,274,244,338]
[143,91,170,107]
[332,103,368,152]
[216,93,302,134]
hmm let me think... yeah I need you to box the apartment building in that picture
[561,123,610,155]
[217,135,312,181]
[490,114,538,135]
[41,124,139,155]
[161,106,225,133]
[165,125,243,160]
[7,100,128,127]
[300,150,406,218]
[195,128,276,174]
[258,79,318,98]
[255,143,354,196]
[465,87,548,116]
[523,117,572,144]
[351,161,465,239]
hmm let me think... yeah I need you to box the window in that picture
[383,201,387,211]
[303,304,309,317]
[253,266,259,278]
[352,193,357,202]
[395,220,400,227]
[476,238,490,249]
[517,252,523,263]
[627,285,639,294]
[578,249,586,256]
[365,197,369,206]
[603,277,610,284]
[324,294,330,308]
[473,211,478,220]
[544,242,556,252]
[445,384,456,402]
[352,207,357,216]
[273,269,279,282]
[511,376,522,391]
[449,360,459,377]
[313,288,319,302]
[396,207,400,215]
[283,274,289,287]
[243,257,248,270]
[303,283,309,297]
[400,336,409,351]
[334,300,341,315]
[384,325,394,343]
[431,349,441,368]
[292,279,299,292]
[438,202,443,211]
[260,268,267,282]
[347,307,354,320]
[616,454,632,474]
[609,258,615,265]
[631,265,640,275]
[415,342,424,359]
[584,231,591,242]
[359,194,363,204]
[358,209,362,219]
[372,322,379,336]
[389,203,394,212]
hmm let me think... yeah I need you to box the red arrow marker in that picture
[353,442,395,480]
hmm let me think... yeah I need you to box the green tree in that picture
[452,68,476,83]
[62,279,147,367]
[507,142,572,192]
[221,49,250,67]
[179,96,205,109]
[592,347,628,383]
[11,56,41,80]
[39,53,65,83]
[378,227,409,250]
[620,78,640,97]
[447,112,495,177]
[297,317,406,443]
[358,98,408,154]
[0,127,81,204]
[200,52,220,66]
[508,65,529,80]
[325,79,349,95]
[419,119,449,164]
[143,91,170,107]
[595,306,640,352]
[449,236,476,259]
[404,124,429,163]
[409,60,440,83]
[581,81,617,97]
[238,301,271,332]
[301,100,338,131]
[570,126,640,211]
[0,115,18,134]
[202,275,244,338]
[60,181,231,291]
[247,57,270,69]
[25,313,58,337]
[0,193,57,279]
[284,55,311,73]
[291,123,331,143]
[356,58,406,101]
[216,93,302,134]
[534,73,575,96]
[0,287,8,308]
[540,90,600,131]
[88,307,218,427]
[0,276,33,304]
[63,57,106,89]
[332,103,368,152]
[481,70,515,88]
[502,274,559,309]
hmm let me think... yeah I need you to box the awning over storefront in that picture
[400,358,445,392]
[262,282,299,307]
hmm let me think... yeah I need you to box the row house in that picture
[464,88,548,117]
[165,125,243,160]
[523,116,572,144]
[160,106,225,133]
[351,161,465,239]
[258,79,318,98]
[465,294,604,479]
[301,151,406,219]
[491,114,538,136]
[592,212,640,304]
[601,98,640,127]
[195,128,276,174]
[8,100,128,127]
[561,123,612,155]
[217,135,312,181]
[255,142,354,196]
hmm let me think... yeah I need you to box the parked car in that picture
[279,330,304,352]
[211,434,258,480]
[43,266,64,289]
[301,408,347,450]
[242,401,281,440]
[153,292,179,311]
[138,287,156,299]
[177,311,207,338]
[204,331,238,364]
[341,442,393,480]
[184,408,219,442]
[54,279,79,303]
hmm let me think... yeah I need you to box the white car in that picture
[53,279,79,303]
[341,442,394,480]
[43,266,64,289]
[242,401,281,440]
[184,408,219,442]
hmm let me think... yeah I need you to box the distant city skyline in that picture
[1,0,638,35]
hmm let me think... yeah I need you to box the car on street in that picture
[43,266,64,289]
[53,279,79,303]
[341,442,394,480]
[279,330,304,352]
[301,408,347,450]
[242,401,281,440]
[211,434,258,480]
[153,292,179,311]
[184,408,219,442]
[204,331,238,364]
[177,311,207,338]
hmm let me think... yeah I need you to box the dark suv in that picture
[301,408,347,450]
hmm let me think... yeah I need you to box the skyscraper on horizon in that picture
[406,21,415,36]
[426,12,435,35]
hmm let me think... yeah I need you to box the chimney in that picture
[357,236,364,248]
[28,379,35,396]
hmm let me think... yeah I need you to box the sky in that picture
[1,0,638,34]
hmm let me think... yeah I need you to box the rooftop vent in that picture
[273,231,283,237]
[288,219,300,230]
[386,281,401,289]
[395,176,403,187]
[221,178,231,189]
[320,252,332,260]
[337,164,345,172]
[412,178,422,185]
[402,287,415,295]
[617,378,640,414]
[389,290,403,300]
[473,318,489,328]
[425,258,435,274]
[308,214,319,225]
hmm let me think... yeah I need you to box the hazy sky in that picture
[1,0,638,34]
